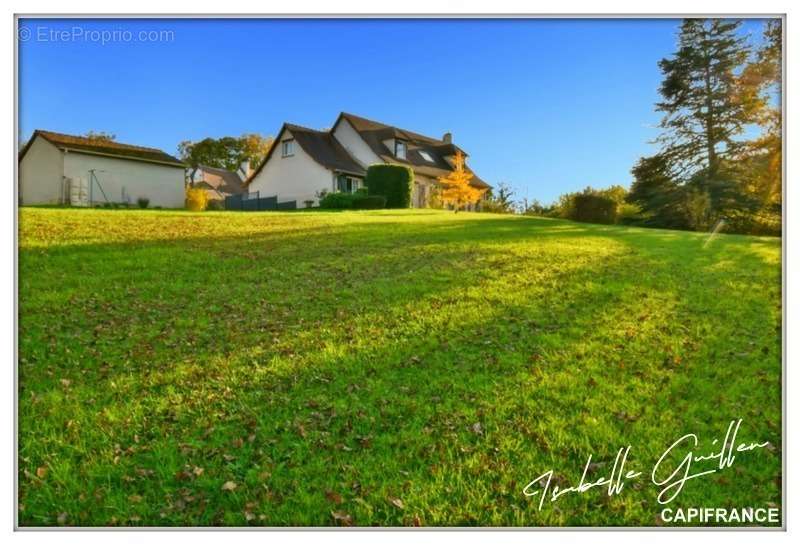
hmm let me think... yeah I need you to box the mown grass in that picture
[18,208,781,527]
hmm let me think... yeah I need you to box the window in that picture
[419,150,434,162]
[281,139,294,157]
[395,140,407,160]
[336,175,360,193]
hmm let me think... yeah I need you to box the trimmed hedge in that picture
[364,164,414,208]
[319,191,388,210]
[352,195,387,209]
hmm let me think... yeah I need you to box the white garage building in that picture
[19,130,186,208]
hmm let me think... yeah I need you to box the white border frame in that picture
[4,2,796,542]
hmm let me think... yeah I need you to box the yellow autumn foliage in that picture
[185,187,209,211]
[437,151,485,212]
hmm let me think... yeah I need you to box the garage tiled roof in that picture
[20,130,185,167]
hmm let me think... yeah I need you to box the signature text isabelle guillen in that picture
[522,419,771,510]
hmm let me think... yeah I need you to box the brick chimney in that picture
[442,132,452,144]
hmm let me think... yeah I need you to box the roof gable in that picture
[286,124,366,176]
[245,123,365,186]
[193,164,245,195]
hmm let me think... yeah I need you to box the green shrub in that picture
[206,199,224,211]
[364,164,413,208]
[319,192,358,209]
[572,194,618,224]
[724,208,781,236]
[352,195,387,209]
[137,197,150,209]
[617,203,643,225]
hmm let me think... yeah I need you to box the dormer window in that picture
[394,140,407,160]
[281,139,295,157]
[419,150,434,162]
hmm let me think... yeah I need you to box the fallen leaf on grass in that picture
[586,462,605,473]
[331,510,352,526]
[221,481,237,491]
[325,490,343,504]
[388,497,405,509]
[36,466,48,479]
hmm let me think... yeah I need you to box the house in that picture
[245,112,490,208]
[19,130,186,208]
[187,164,247,202]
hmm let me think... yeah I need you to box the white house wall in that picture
[19,136,64,205]
[63,152,185,208]
[332,119,383,167]
[247,129,334,206]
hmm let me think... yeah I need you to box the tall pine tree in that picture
[630,18,763,231]
[656,19,752,179]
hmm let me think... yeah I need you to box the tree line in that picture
[178,134,274,173]
[485,19,781,236]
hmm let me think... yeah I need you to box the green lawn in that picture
[17,208,782,527]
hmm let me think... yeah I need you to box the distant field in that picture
[17,208,782,526]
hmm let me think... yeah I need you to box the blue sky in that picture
[18,18,770,204]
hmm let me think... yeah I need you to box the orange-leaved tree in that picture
[437,151,485,212]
